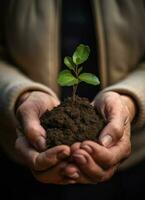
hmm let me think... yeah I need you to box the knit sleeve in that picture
[0,60,59,120]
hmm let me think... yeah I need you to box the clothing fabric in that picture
[0,0,145,171]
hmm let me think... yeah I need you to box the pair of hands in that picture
[15,90,135,184]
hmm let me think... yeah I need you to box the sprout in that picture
[57,44,100,101]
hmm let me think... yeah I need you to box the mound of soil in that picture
[40,96,105,148]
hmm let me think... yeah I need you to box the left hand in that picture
[15,91,78,184]
[62,91,136,183]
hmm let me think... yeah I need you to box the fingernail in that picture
[99,135,112,147]
[68,172,79,179]
[81,145,93,154]
[73,154,87,164]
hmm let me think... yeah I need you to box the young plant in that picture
[57,44,100,101]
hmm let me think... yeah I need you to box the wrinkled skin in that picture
[15,91,135,184]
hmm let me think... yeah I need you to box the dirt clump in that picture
[40,96,105,148]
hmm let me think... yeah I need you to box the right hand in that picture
[63,91,133,184]
[15,91,76,184]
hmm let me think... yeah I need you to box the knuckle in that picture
[26,125,37,134]
[25,126,38,139]
[112,125,122,139]
[112,124,121,134]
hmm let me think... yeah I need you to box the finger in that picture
[80,141,115,169]
[72,149,105,182]
[61,163,80,179]
[62,163,94,184]
[99,116,127,148]
[15,136,39,167]
[99,104,129,148]
[81,125,131,169]
[64,161,119,184]
[16,105,47,151]
[15,137,70,171]
[72,149,120,183]
[71,142,81,153]
[34,145,70,171]
[61,163,88,184]
[93,92,130,147]
[32,161,77,184]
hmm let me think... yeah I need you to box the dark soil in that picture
[40,96,105,148]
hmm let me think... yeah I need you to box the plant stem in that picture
[72,65,80,101]
[73,85,78,101]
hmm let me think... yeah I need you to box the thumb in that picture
[98,112,126,148]
[16,106,46,151]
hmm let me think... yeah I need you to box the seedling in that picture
[41,44,104,147]
[57,44,100,101]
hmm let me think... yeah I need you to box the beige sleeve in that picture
[0,61,58,119]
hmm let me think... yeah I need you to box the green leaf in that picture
[64,56,75,70]
[79,73,100,85]
[73,44,90,65]
[57,70,79,86]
